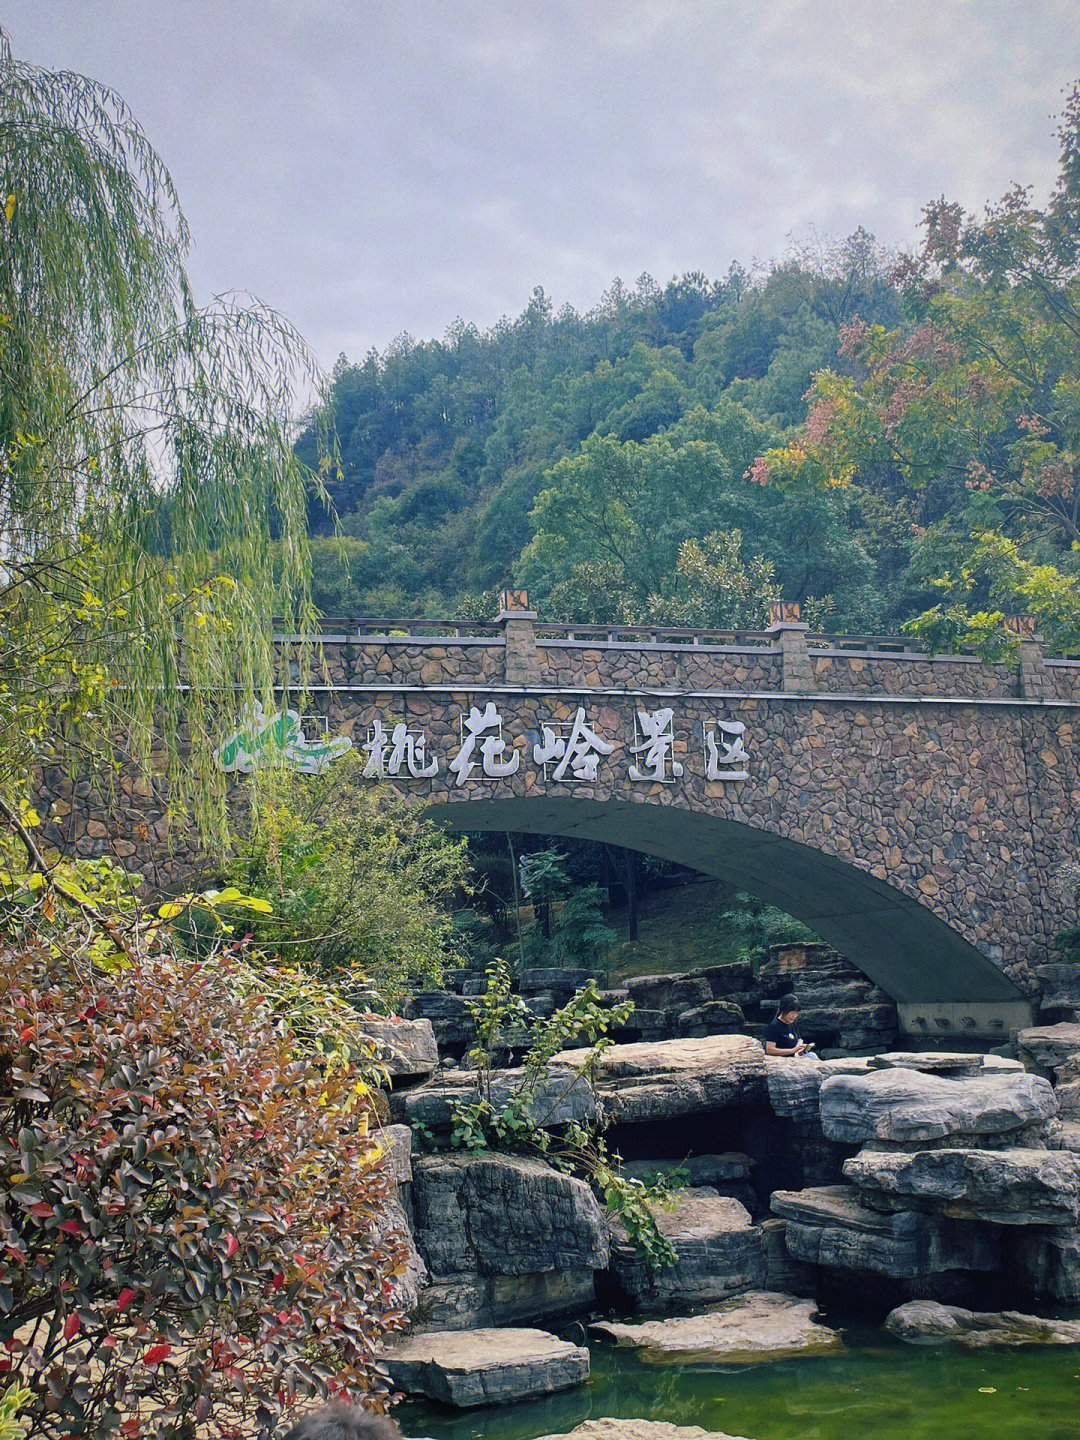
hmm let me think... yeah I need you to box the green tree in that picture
[228,755,470,1003]
[751,83,1080,652]
[0,34,326,840]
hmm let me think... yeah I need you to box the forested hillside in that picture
[299,86,1080,652]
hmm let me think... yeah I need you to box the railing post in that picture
[495,588,541,686]
[767,601,813,694]
[1006,615,1054,700]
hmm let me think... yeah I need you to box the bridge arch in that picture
[429,794,1028,1029]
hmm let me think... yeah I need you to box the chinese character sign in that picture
[220,700,753,786]
[534,707,614,781]
[629,708,683,782]
[450,702,521,786]
[362,718,439,778]
[705,720,750,780]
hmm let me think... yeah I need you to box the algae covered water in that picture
[397,1328,1080,1440]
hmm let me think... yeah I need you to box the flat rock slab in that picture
[552,1035,766,1123]
[589,1290,842,1363]
[1017,1023,1080,1071]
[867,1052,1023,1076]
[535,1423,754,1440]
[844,1146,1080,1225]
[609,1189,765,1306]
[353,1016,438,1079]
[399,1065,597,1132]
[885,1300,1080,1347]
[770,1185,996,1277]
[380,1327,589,1406]
[764,1056,825,1120]
[819,1067,1056,1145]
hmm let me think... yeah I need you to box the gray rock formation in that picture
[771,1184,996,1277]
[764,1056,826,1120]
[625,973,712,1013]
[395,1065,597,1132]
[381,1123,413,1186]
[608,1189,766,1307]
[844,1146,1080,1225]
[412,1151,609,1278]
[590,1290,843,1361]
[1033,962,1080,1012]
[819,1068,1056,1145]
[415,1270,596,1332]
[677,1001,746,1037]
[1016,1022,1080,1073]
[380,1326,590,1406]
[885,1299,1080,1347]
[866,1052,1022,1076]
[552,1035,766,1123]
[352,1017,438,1080]
[1015,1227,1080,1303]
[623,1153,753,1188]
[404,990,475,1050]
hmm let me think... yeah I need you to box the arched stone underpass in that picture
[431,794,1030,1034]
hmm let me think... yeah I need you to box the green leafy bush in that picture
[224,754,471,1003]
[0,941,408,1438]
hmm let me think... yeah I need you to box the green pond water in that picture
[397,1327,1080,1440]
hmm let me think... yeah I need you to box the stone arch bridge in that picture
[47,596,1080,1038]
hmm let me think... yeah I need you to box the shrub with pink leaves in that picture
[0,943,408,1439]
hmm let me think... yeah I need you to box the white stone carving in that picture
[450,702,521,786]
[363,718,438,778]
[705,719,750,780]
[629,707,683,782]
[533,706,615,781]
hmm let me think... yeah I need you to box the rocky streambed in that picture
[359,994,1080,1435]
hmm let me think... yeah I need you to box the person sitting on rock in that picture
[764,995,812,1056]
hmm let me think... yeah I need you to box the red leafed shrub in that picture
[0,942,409,1438]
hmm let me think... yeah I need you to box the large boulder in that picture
[1017,1022,1080,1072]
[403,990,475,1049]
[843,1146,1080,1225]
[819,1068,1056,1145]
[624,973,712,1013]
[885,1299,1080,1347]
[411,1151,609,1278]
[551,1035,766,1124]
[771,1184,997,1277]
[608,1189,766,1307]
[394,1065,597,1132]
[764,1056,826,1121]
[590,1290,842,1361]
[352,1016,438,1080]
[380,1326,589,1406]
[676,1001,745,1037]
[1033,963,1080,1012]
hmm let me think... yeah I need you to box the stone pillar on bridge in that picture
[496,588,541,686]
[1006,615,1055,701]
[767,601,814,694]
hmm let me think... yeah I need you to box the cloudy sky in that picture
[7,1,1080,371]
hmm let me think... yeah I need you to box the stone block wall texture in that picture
[35,621,1080,998]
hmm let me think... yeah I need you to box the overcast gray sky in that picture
[6,1,1080,371]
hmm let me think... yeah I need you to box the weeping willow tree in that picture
[0,32,330,843]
